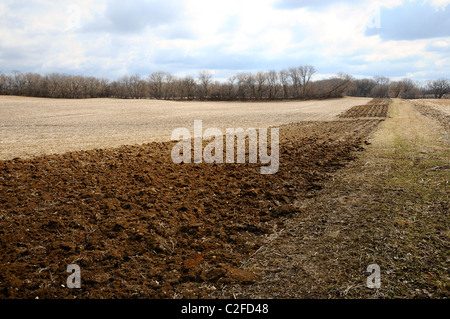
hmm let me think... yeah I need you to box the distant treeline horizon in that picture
[0,67,449,101]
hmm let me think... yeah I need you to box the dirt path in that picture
[216,99,449,299]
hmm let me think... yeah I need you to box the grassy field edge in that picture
[218,99,449,298]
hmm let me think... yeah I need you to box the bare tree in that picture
[97,78,111,98]
[399,78,420,99]
[21,72,42,97]
[209,81,228,100]
[371,76,390,98]
[129,74,142,98]
[12,70,26,95]
[148,72,166,99]
[388,81,404,98]
[9,66,443,102]
[224,76,238,100]
[299,65,316,99]
[45,73,64,98]
[0,72,6,95]
[109,80,123,98]
[348,78,376,97]
[180,76,197,100]
[254,71,267,100]
[198,70,213,100]
[234,73,250,100]
[428,78,450,99]
[288,67,301,99]
[63,75,79,98]
[162,73,176,100]
[266,70,280,100]
[314,73,353,99]
[279,69,291,100]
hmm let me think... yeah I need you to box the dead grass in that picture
[413,99,450,115]
[409,99,450,133]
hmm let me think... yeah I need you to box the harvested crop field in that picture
[0,97,386,299]
[0,96,370,161]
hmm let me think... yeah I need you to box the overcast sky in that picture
[1,0,449,82]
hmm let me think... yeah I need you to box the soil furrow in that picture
[0,118,384,298]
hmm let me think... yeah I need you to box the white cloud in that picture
[0,0,448,81]
[434,40,449,47]
[425,0,450,9]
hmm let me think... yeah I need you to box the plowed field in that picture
[0,98,387,299]
[338,98,390,118]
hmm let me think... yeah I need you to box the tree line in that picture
[0,68,448,100]
[347,76,450,99]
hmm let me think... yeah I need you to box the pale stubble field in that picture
[0,96,371,160]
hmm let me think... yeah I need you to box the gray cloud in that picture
[274,0,366,10]
[83,0,185,33]
[366,2,450,40]
[426,41,450,53]
[0,0,449,82]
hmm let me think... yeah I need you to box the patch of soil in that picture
[0,116,384,298]
[338,98,390,119]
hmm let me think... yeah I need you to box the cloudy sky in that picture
[1,0,449,82]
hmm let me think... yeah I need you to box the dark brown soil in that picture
[339,98,390,119]
[0,104,386,299]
